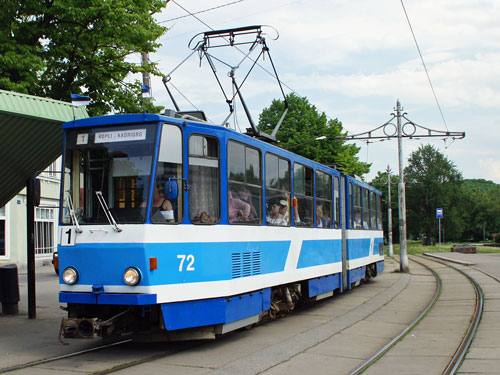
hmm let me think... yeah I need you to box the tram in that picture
[57,110,384,340]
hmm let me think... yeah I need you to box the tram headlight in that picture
[62,267,79,285]
[123,267,141,286]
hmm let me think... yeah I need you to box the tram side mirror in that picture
[165,180,178,200]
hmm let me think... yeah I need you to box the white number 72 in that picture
[177,254,195,272]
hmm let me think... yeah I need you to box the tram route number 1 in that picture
[177,254,195,272]
[62,227,76,246]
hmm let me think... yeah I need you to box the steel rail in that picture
[1,336,207,375]
[432,259,484,375]
[0,339,132,374]
[90,341,208,375]
[349,257,442,375]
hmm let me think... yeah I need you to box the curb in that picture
[423,252,474,266]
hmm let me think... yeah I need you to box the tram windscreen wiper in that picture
[66,193,82,233]
[95,191,122,232]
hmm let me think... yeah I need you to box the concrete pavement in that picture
[2,252,500,374]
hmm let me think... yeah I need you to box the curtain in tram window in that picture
[189,165,219,222]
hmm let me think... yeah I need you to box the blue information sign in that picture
[436,208,443,219]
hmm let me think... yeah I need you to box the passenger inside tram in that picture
[266,198,288,226]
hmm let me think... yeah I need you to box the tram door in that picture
[340,174,348,292]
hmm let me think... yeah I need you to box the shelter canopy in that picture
[0,89,88,207]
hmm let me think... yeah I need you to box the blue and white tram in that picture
[58,111,384,340]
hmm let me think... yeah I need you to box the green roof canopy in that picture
[0,89,88,207]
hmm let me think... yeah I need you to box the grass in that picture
[389,240,500,255]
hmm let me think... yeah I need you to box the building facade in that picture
[0,89,87,269]
[0,158,61,268]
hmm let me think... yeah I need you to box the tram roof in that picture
[0,89,88,207]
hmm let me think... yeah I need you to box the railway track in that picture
[351,255,484,375]
[349,256,443,375]
[3,255,498,374]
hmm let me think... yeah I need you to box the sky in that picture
[145,0,500,183]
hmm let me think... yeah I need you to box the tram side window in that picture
[294,164,314,227]
[316,170,332,228]
[362,188,370,229]
[266,154,290,226]
[189,135,220,224]
[377,194,383,230]
[152,124,183,224]
[353,185,362,229]
[369,191,377,230]
[334,176,340,228]
[227,141,262,224]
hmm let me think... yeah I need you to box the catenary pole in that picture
[396,100,409,272]
[141,52,151,94]
[334,100,464,272]
[386,165,393,257]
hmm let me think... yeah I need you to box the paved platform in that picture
[2,253,500,374]
[0,265,98,369]
[425,251,500,280]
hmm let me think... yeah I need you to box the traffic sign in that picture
[436,208,443,219]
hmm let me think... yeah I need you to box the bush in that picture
[495,234,500,244]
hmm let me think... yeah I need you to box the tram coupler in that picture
[60,317,99,339]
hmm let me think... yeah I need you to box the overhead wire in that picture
[159,0,246,24]
[400,0,449,132]
[168,80,215,124]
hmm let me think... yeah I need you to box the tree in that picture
[404,144,464,244]
[460,179,500,241]
[0,0,167,116]
[257,93,370,176]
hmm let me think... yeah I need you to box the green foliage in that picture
[496,235,500,244]
[392,240,500,255]
[0,0,167,116]
[404,144,464,244]
[257,93,370,177]
[372,148,500,244]
[460,179,500,241]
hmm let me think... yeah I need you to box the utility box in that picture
[0,264,20,314]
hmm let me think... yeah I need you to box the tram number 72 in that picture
[177,254,195,272]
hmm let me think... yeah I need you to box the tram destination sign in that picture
[94,129,147,143]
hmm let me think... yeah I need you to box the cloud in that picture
[280,52,500,110]
[478,159,500,183]
[150,0,500,183]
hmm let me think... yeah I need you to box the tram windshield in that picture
[61,124,157,225]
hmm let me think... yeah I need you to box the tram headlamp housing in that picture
[62,267,79,285]
[124,267,141,286]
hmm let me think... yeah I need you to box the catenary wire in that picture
[159,0,246,24]
[400,0,449,132]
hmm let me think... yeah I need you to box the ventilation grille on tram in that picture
[232,252,261,278]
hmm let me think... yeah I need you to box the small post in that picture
[436,208,444,251]
[438,218,441,251]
